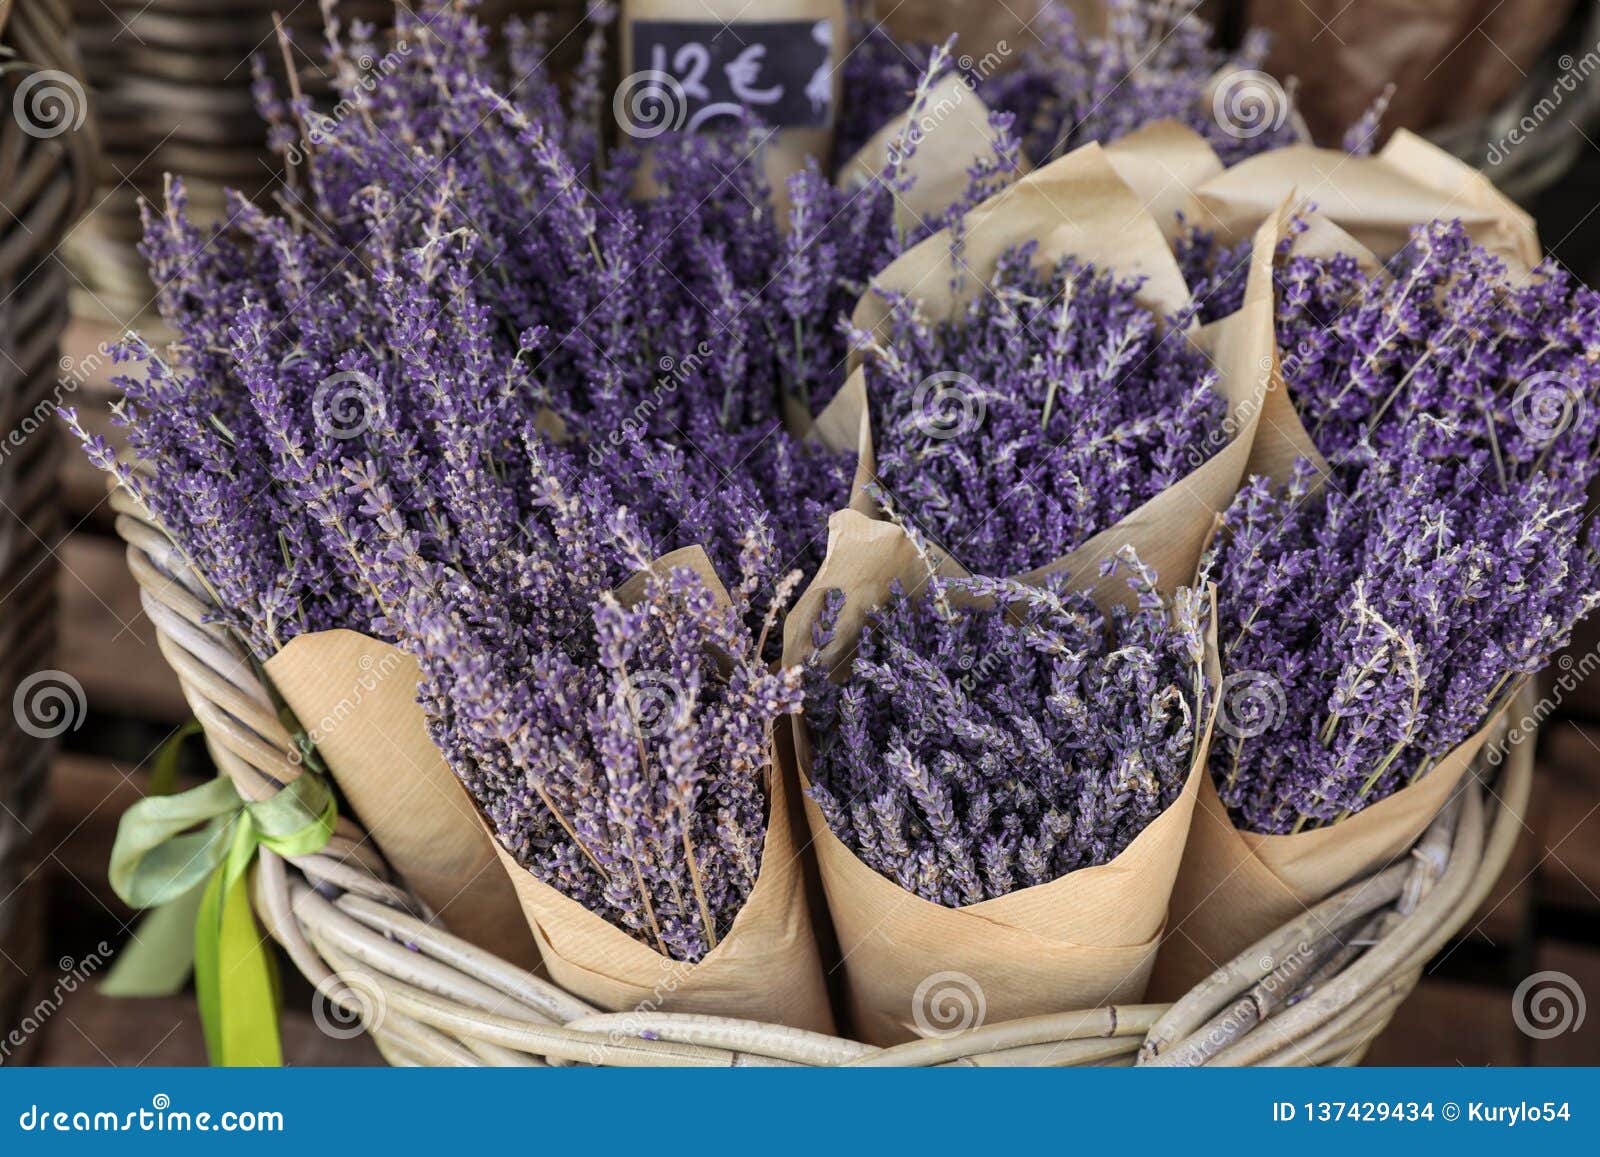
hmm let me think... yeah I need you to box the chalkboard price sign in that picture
[623,19,835,135]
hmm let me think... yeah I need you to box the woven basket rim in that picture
[108,481,1533,1066]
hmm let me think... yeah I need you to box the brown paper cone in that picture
[1186,129,1540,274]
[782,510,1219,1044]
[845,137,1194,361]
[837,72,1029,234]
[1101,120,1225,238]
[481,543,832,1032]
[810,135,1273,608]
[488,731,832,1032]
[620,0,846,220]
[1150,699,1514,998]
[1150,155,1544,996]
[266,633,540,969]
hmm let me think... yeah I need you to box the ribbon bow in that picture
[106,758,336,1066]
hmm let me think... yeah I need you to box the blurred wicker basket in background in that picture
[65,0,588,329]
[0,0,96,1039]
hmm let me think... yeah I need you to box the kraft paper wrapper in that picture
[484,544,834,1033]
[813,133,1272,609]
[1101,120,1225,239]
[621,0,846,220]
[836,73,1030,233]
[1186,129,1540,275]
[266,633,540,969]
[782,511,1220,1044]
[1149,170,1543,997]
[845,137,1195,363]
[1151,700,1514,999]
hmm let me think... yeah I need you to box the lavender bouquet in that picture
[72,3,851,1021]
[1207,448,1599,836]
[1203,218,1600,834]
[841,0,1303,173]
[783,511,1215,1044]
[805,548,1208,902]
[853,243,1227,575]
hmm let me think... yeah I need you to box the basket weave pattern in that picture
[1,0,95,976]
[111,480,1535,1066]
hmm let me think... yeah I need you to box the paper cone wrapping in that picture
[266,633,540,969]
[1186,129,1540,274]
[1148,152,1544,997]
[837,73,1029,233]
[480,544,832,1032]
[810,132,1272,608]
[782,511,1220,1044]
[487,734,831,1032]
[1151,702,1513,999]
[620,0,846,219]
[1100,120,1226,239]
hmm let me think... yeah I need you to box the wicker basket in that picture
[65,0,589,327]
[1,0,96,979]
[110,477,1533,1067]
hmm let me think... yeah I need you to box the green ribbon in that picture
[106,766,335,1066]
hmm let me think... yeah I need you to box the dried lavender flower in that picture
[805,544,1208,903]
[857,243,1226,575]
[1206,443,1600,834]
